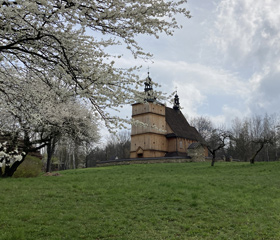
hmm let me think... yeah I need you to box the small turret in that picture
[173,92,180,110]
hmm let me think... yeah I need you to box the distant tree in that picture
[86,131,131,166]
[205,129,232,167]
[249,114,275,164]
[230,118,251,161]
[106,131,131,160]
[230,114,279,163]
[86,146,107,167]
[190,116,214,140]
[249,137,274,164]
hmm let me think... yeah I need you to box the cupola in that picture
[144,72,156,102]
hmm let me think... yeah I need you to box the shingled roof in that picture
[165,107,204,142]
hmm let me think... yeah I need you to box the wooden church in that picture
[130,73,206,159]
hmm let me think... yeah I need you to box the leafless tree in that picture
[230,114,280,163]
[249,137,274,164]
[86,131,131,166]
[189,116,214,140]
[206,129,232,167]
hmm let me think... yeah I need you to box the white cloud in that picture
[204,0,280,117]
[154,60,246,92]
[173,82,206,117]
[212,0,280,70]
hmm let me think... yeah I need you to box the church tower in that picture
[130,73,167,158]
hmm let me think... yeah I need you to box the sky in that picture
[100,0,280,142]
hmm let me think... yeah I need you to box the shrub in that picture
[13,155,43,178]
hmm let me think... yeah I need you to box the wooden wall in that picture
[131,102,167,158]
[130,133,167,158]
[132,102,165,116]
[131,114,166,135]
[167,137,196,154]
[131,102,166,135]
[130,149,166,158]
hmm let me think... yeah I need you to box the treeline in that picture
[47,114,280,170]
[42,137,93,171]
[190,114,280,163]
[86,131,131,167]
[41,131,130,171]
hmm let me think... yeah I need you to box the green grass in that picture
[1,162,280,239]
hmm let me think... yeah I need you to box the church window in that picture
[179,141,183,149]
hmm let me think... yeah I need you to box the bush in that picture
[13,155,43,178]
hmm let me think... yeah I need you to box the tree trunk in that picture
[211,151,216,167]
[3,155,26,177]
[46,141,52,172]
[250,143,265,164]
[266,146,269,162]
[72,151,76,169]
[46,138,57,172]
[68,150,71,169]
[46,136,59,172]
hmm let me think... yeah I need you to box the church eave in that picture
[165,133,200,141]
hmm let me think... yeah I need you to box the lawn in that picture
[1,161,280,239]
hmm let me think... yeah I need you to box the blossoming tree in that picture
[0,74,100,176]
[0,0,191,176]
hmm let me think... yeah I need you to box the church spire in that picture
[173,91,180,110]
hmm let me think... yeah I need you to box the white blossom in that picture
[0,151,6,158]
[0,0,190,176]
[0,0,190,128]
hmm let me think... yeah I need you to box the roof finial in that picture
[147,66,150,76]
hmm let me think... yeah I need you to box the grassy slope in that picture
[1,162,280,240]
